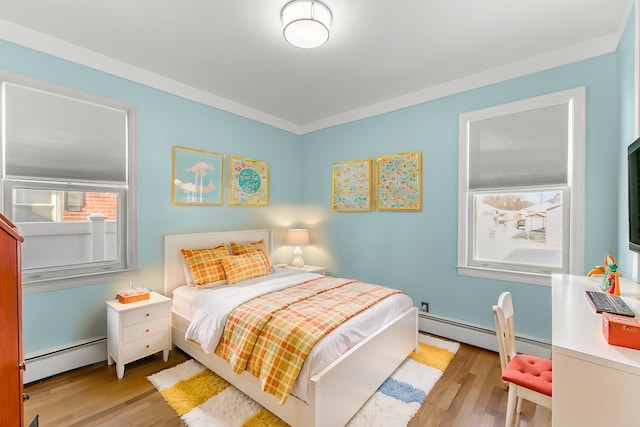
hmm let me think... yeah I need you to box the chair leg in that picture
[516,396,523,414]
[505,384,518,427]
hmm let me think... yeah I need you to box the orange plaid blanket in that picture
[214,276,403,403]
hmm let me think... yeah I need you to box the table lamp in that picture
[286,228,309,267]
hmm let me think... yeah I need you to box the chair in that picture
[493,292,552,427]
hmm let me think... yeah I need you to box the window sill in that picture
[457,265,551,286]
[22,268,137,294]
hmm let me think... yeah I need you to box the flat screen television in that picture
[629,137,640,253]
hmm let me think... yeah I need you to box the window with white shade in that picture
[458,88,585,285]
[0,74,137,289]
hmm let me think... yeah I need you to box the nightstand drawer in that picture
[123,317,168,344]
[122,303,169,326]
[122,331,170,362]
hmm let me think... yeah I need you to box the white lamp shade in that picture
[281,0,332,49]
[286,228,310,246]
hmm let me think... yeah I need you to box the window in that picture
[1,73,137,289]
[457,88,585,285]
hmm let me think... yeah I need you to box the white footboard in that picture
[309,306,418,426]
[172,307,418,427]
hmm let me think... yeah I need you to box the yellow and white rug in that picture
[148,335,459,427]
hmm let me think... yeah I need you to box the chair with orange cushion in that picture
[493,292,552,427]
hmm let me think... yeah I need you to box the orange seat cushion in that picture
[502,354,552,397]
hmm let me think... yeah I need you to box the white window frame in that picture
[457,87,585,286]
[0,72,137,292]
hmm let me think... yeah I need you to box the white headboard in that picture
[163,229,273,296]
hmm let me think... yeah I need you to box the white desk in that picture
[552,274,640,426]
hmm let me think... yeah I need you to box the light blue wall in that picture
[301,55,624,341]
[618,6,637,276]
[1,8,634,353]
[0,40,302,353]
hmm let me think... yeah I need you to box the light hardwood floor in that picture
[24,339,551,427]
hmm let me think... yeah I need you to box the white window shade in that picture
[4,83,127,183]
[468,104,569,190]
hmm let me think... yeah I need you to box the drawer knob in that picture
[145,328,150,333]
[146,344,150,348]
[145,313,150,317]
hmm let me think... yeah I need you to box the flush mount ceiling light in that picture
[281,0,332,49]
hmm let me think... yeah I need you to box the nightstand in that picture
[287,265,327,275]
[106,291,171,379]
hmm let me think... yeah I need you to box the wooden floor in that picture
[24,339,551,427]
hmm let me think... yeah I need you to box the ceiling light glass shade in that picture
[281,0,332,49]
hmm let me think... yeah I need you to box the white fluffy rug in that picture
[148,335,459,427]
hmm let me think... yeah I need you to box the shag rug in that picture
[148,335,459,427]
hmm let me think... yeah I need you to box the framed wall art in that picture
[332,158,373,212]
[376,151,422,211]
[229,156,269,206]
[172,146,224,205]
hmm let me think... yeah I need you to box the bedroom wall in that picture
[0,40,303,357]
[0,5,634,362]
[617,4,638,278]
[299,53,627,342]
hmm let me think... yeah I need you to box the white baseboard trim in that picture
[24,337,107,384]
[418,312,551,359]
[21,314,550,384]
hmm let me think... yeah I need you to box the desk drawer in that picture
[122,303,169,326]
[122,332,170,363]
[123,317,168,344]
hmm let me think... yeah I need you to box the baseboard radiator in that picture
[21,314,550,384]
[419,312,551,359]
[23,337,107,384]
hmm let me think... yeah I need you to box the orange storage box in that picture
[116,290,150,304]
[602,312,640,350]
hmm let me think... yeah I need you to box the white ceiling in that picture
[0,0,633,134]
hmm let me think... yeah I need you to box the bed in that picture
[164,229,418,427]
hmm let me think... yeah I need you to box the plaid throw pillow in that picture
[230,239,271,268]
[180,244,229,286]
[230,239,267,255]
[220,250,272,285]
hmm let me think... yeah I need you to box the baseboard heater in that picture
[418,312,551,359]
[23,336,107,384]
[21,314,550,384]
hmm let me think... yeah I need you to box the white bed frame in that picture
[164,229,418,427]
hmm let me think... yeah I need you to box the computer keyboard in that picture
[585,290,636,317]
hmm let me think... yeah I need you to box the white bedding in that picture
[172,267,413,402]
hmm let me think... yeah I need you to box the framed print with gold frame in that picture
[332,158,373,212]
[376,151,422,211]
[229,156,269,206]
[172,146,224,205]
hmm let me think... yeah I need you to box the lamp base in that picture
[290,246,305,267]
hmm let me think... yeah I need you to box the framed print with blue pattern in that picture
[332,158,372,212]
[229,156,269,206]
